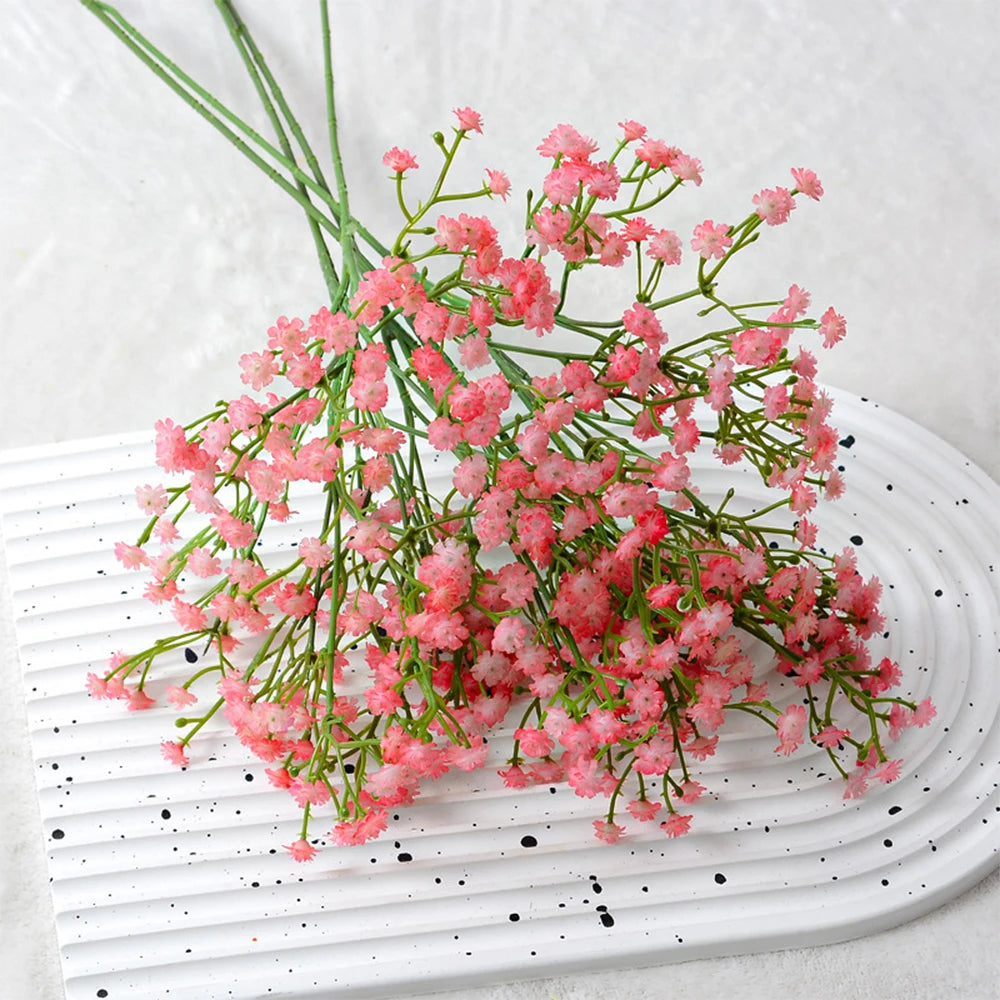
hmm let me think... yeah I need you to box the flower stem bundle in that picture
[83,0,934,859]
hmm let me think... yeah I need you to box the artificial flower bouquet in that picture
[82,0,934,861]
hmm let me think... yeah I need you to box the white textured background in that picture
[1,1,997,999]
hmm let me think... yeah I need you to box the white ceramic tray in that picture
[1,389,997,1000]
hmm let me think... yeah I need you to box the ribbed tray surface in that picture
[1,391,997,1000]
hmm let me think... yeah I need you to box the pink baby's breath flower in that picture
[284,838,318,862]
[824,468,846,500]
[660,813,693,838]
[873,759,903,784]
[791,167,823,200]
[498,763,528,789]
[752,186,796,226]
[618,119,647,142]
[114,541,148,569]
[298,536,333,569]
[819,306,847,348]
[165,684,197,710]
[285,353,324,389]
[485,168,510,200]
[674,780,706,804]
[160,740,189,767]
[331,809,388,846]
[427,417,463,452]
[453,454,489,498]
[783,283,811,317]
[775,704,807,755]
[454,106,483,133]
[593,819,626,844]
[513,726,553,758]
[171,599,208,632]
[813,725,849,748]
[349,377,388,412]
[85,672,113,699]
[672,152,703,186]
[267,315,306,356]
[125,686,155,711]
[537,123,598,160]
[645,227,682,265]
[598,231,630,267]
[362,456,393,492]
[288,777,331,808]
[913,698,937,727]
[188,547,222,578]
[627,798,662,822]
[382,146,418,173]
[621,216,654,243]
[691,220,732,260]
[312,309,358,355]
[637,138,678,170]
[239,350,278,391]
[459,334,491,369]
[153,517,180,544]
[266,767,294,789]
[843,769,869,799]
[211,512,258,549]
[762,383,790,420]
[135,483,168,516]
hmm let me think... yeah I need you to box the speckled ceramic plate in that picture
[1,389,997,1000]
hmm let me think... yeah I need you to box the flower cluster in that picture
[83,2,933,862]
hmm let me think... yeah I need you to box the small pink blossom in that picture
[791,167,823,200]
[85,672,113,699]
[618,119,647,142]
[913,698,937,727]
[135,483,168,516]
[672,152,703,186]
[674,780,706,804]
[453,454,489,498]
[454,107,483,133]
[775,704,807,755]
[514,726,553,758]
[211,512,258,549]
[298,536,333,569]
[188,547,222,578]
[873,759,903,784]
[843,769,869,799]
[171,599,208,632]
[125,686,155,711]
[752,186,796,226]
[660,813,693,838]
[537,123,598,160]
[382,146,418,173]
[627,798,662,822]
[153,518,180,544]
[637,138,678,170]
[160,741,189,767]
[312,309,358,355]
[331,809,388,846]
[593,819,626,844]
[165,685,197,710]
[819,306,847,348]
[284,838,318,862]
[459,334,491,369]
[691,220,732,260]
[646,228,682,265]
[114,542,148,570]
[813,725,849,748]
[485,168,510,200]
[239,350,278,390]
